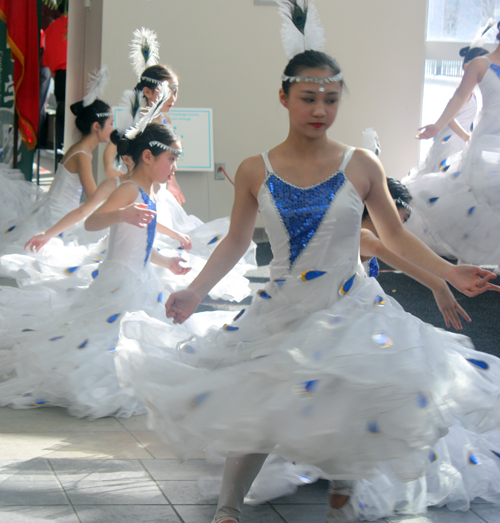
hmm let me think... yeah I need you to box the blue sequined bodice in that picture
[266,173,346,268]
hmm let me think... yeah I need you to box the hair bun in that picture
[110,130,122,146]
[459,46,470,57]
[116,137,131,156]
[70,101,84,117]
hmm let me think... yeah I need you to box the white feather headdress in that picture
[130,27,160,79]
[470,18,497,49]
[277,0,325,59]
[362,128,381,156]
[124,81,171,140]
[82,65,110,107]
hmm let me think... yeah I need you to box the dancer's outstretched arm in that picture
[360,229,470,329]
[25,178,120,251]
[417,57,487,139]
[156,223,191,250]
[165,155,261,323]
[85,182,156,231]
[362,150,499,296]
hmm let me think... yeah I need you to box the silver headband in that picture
[394,199,412,214]
[149,141,182,156]
[141,77,179,90]
[141,75,163,85]
[96,112,112,118]
[281,73,343,92]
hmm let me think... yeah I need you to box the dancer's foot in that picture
[326,480,357,522]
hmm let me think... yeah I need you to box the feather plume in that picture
[114,89,142,133]
[130,27,160,79]
[362,128,381,156]
[125,81,171,139]
[82,65,110,107]
[277,0,325,59]
[470,18,497,49]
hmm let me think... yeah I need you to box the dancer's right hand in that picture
[416,124,440,140]
[165,289,201,324]
[25,232,50,252]
[122,203,156,228]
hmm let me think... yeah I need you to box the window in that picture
[421,0,499,160]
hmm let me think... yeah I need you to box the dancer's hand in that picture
[446,265,500,297]
[167,175,186,205]
[122,203,156,228]
[416,124,440,140]
[25,232,50,252]
[165,289,200,324]
[432,282,471,330]
[172,232,192,250]
[167,257,191,275]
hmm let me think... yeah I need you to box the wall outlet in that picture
[214,163,225,180]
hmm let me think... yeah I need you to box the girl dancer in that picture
[116,2,500,522]
[405,21,500,265]
[0,67,113,252]
[0,120,230,419]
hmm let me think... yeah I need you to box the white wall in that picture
[96,0,427,222]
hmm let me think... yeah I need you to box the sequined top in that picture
[258,147,365,310]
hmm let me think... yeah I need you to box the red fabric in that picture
[42,15,67,73]
[0,0,39,150]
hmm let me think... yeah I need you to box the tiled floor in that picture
[1,405,499,522]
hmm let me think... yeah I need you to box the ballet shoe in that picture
[326,480,358,523]
[211,518,239,523]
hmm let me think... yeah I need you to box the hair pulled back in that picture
[282,50,344,94]
[362,177,412,220]
[70,99,111,135]
[459,45,489,64]
[497,21,500,41]
[116,122,179,166]
[134,64,177,92]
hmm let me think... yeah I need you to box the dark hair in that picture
[116,122,179,165]
[497,21,500,41]
[459,46,488,65]
[282,50,345,95]
[134,64,177,92]
[362,177,412,220]
[70,99,112,135]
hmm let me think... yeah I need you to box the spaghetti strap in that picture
[338,146,356,173]
[261,151,274,178]
[61,150,92,165]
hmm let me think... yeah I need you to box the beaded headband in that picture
[394,199,412,214]
[96,112,113,118]
[281,72,343,92]
[141,77,179,90]
[149,141,182,156]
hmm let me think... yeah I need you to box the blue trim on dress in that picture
[138,187,157,266]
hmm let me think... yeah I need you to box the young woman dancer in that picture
[116,48,500,523]
[405,22,500,265]
[0,122,232,419]
[0,98,114,252]
[404,45,488,181]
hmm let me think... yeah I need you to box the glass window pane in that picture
[427,0,500,41]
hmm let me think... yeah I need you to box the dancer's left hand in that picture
[25,232,50,252]
[168,257,191,275]
[416,124,440,140]
[446,265,500,297]
[167,175,186,206]
[432,282,471,330]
